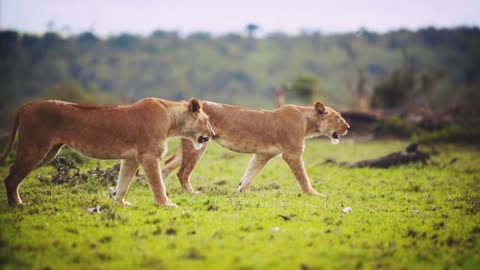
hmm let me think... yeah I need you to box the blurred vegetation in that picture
[371,116,421,138]
[0,27,479,122]
[370,66,415,109]
[372,117,480,144]
[43,80,121,104]
[413,125,480,144]
[288,75,321,104]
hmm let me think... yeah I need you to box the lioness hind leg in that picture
[38,144,64,168]
[161,145,182,182]
[5,141,53,205]
[114,159,140,206]
[238,154,274,193]
[4,164,32,205]
[177,140,207,193]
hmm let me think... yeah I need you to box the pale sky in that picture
[2,0,479,36]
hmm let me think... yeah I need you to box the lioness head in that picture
[183,98,215,149]
[313,101,350,144]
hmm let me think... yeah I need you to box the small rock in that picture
[324,158,337,164]
[153,226,162,236]
[87,205,101,214]
[271,227,280,232]
[343,207,352,213]
[109,187,116,199]
[166,228,177,235]
[278,214,295,221]
[214,180,227,186]
[411,209,421,215]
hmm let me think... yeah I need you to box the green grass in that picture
[1,139,479,269]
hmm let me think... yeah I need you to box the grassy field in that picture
[0,139,479,269]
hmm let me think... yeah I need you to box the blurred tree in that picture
[188,32,212,41]
[337,34,357,62]
[356,27,379,44]
[0,31,19,56]
[108,34,141,51]
[418,27,444,48]
[43,81,95,104]
[245,23,259,37]
[47,21,56,32]
[220,33,242,42]
[20,34,43,61]
[290,75,320,104]
[370,68,414,109]
[42,32,62,48]
[150,30,178,39]
[77,32,99,47]
[245,23,259,51]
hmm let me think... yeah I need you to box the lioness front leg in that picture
[282,153,324,196]
[238,154,274,193]
[139,155,177,207]
[114,159,140,206]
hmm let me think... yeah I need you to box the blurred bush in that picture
[371,116,420,138]
[372,117,480,144]
[413,125,480,144]
[370,69,414,109]
[43,80,121,105]
[289,75,320,104]
[43,80,96,103]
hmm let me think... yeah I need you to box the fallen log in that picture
[325,144,430,168]
[350,143,429,168]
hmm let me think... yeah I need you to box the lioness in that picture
[162,101,350,195]
[0,98,214,207]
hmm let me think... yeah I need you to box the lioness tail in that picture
[0,109,20,161]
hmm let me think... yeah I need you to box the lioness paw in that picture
[156,198,178,208]
[159,202,178,208]
[10,201,28,207]
[305,189,326,197]
[116,200,133,207]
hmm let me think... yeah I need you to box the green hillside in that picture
[1,27,479,110]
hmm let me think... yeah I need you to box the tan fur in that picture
[162,101,350,194]
[1,98,214,207]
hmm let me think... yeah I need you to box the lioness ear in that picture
[188,98,202,113]
[314,101,325,114]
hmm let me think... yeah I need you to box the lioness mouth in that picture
[198,136,210,144]
[331,132,340,145]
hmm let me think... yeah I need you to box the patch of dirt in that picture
[37,157,120,186]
